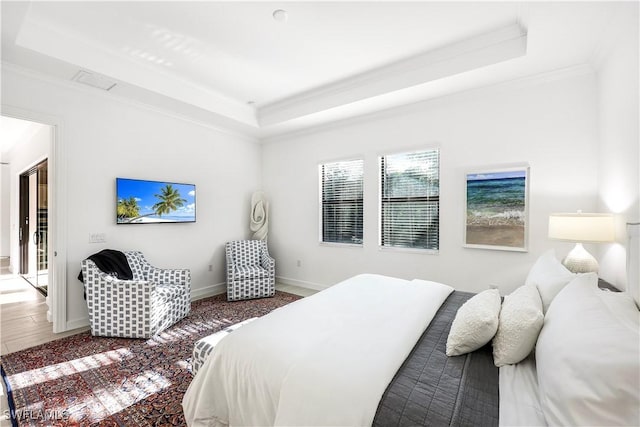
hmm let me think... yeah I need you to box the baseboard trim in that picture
[66,317,89,331]
[276,276,329,291]
[191,282,226,301]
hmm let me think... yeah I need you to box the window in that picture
[380,149,439,250]
[320,159,364,245]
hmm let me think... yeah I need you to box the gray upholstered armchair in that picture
[81,251,191,338]
[225,240,275,301]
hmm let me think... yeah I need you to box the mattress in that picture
[373,291,500,427]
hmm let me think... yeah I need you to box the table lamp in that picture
[548,212,614,273]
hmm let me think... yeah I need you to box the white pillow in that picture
[525,249,575,313]
[492,284,543,367]
[536,273,640,426]
[446,289,501,356]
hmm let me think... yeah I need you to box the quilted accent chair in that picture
[225,240,275,301]
[81,251,191,338]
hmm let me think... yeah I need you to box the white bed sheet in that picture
[499,353,547,427]
[182,274,453,427]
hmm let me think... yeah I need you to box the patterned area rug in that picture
[1,291,301,426]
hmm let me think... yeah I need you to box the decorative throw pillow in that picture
[536,273,640,426]
[446,289,501,356]
[492,284,543,367]
[524,249,575,313]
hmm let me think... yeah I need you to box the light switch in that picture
[89,233,106,243]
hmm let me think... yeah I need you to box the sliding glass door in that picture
[19,159,48,295]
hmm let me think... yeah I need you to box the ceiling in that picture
[0,115,46,157]
[1,1,635,140]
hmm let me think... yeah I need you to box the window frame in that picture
[318,157,365,247]
[378,147,440,253]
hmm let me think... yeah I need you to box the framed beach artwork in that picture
[464,166,529,251]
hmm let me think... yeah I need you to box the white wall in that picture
[6,123,50,273]
[596,3,639,293]
[1,158,10,258]
[2,66,262,328]
[263,70,600,294]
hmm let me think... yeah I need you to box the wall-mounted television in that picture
[116,178,196,224]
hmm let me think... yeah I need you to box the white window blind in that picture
[380,149,439,250]
[320,159,364,245]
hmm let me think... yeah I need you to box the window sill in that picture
[319,242,363,249]
[378,246,439,255]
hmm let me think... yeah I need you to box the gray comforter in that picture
[373,291,499,427]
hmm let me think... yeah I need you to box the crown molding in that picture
[4,60,595,146]
[1,61,261,144]
[15,11,258,128]
[258,23,527,127]
[261,63,595,145]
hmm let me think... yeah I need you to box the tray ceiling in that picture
[1,1,634,139]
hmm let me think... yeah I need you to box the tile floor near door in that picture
[0,272,87,356]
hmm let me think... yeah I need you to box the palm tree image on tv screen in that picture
[116,178,196,223]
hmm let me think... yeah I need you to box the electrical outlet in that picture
[296,260,301,267]
[208,264,213,272]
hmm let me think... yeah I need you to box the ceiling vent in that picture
[71,70,117,91]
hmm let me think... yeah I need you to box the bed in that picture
[183,227,640,427]
[182,274,497,426]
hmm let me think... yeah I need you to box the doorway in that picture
[1,108,64,334]
[19,159,48,296]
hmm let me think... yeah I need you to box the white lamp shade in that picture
[548,213,614,243]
